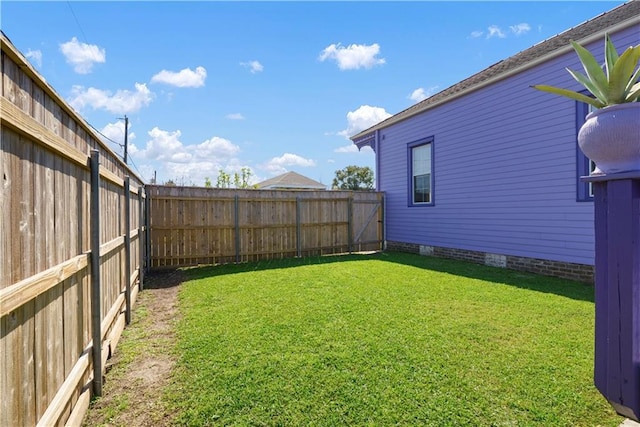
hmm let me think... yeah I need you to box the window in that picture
[588,159,596,197]
[408,137,434,206]
[576,101,596,201]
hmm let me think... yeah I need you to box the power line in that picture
[87,118,149,180]
[86,119,146,180]
[66,2,89,43]
[86,121,124,148]
[127,155,145,181]
[64,4,145,181]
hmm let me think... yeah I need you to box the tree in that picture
[215,167,255,189]
[332,165,374,190]
[236,167,254,189]
[204,176,212,187]
[216,169,231,188]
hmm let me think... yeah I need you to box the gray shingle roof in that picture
[256,171,327,190]
[351,0,640,142]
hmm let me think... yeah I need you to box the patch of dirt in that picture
[83,269,186,427]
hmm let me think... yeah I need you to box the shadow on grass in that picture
[379,251,595,303]
[144,268,188,290]
[173,251,595,303]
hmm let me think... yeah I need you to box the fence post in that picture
[234,195,240,264]
[585,172,640,421]
[124,177,131,325]
[347,196,353,254]
[138,186,144,290]
[380,194,385,251]
[296,197,302,258]
[145,188,151,273]
[89,150,103,397]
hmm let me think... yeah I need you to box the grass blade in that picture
[167,253,623,426]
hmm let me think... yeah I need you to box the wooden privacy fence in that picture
[1,33,148,426]
[148,185,384,268]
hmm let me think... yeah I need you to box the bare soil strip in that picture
[83,270,185,427]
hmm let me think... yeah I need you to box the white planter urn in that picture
[578,103,640,174]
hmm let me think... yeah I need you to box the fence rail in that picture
[148,185,384,268]
[1,32,147,426]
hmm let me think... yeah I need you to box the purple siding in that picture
[377,27,639,266]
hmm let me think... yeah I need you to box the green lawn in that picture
[166,252,621,426]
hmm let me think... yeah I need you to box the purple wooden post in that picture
[584,171,640,421]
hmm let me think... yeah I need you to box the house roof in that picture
[351,0,640,143]
[256,171,327,190]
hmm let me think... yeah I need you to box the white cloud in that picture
[166,161,219,183]
[151,66,207,88]
[129,127,245,185]
[25,49,42,67]
[100,120,137,153]
[334,144,373,154]
[510,23,531,36]
[69,83,154,114]
[334,144,359,153]
[260,153,316,175]
[319,43,385,70]
[59,37,106,74]
[408,86,439,103]
[137,127,186,161]
[193,136,241,159]
[240,60,264,74]
[226,113,245,120]
[134,127,240,163]
[486,25,506,39]
[338,105,392,139]
[473,23,531,40]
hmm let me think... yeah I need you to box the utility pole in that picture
[123,115,129,164]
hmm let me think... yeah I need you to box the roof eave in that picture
[350,10,640,142]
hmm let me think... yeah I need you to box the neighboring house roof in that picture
[351,0,640,143]
[256,171,327,190]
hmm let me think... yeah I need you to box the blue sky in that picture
[1,1,625,187]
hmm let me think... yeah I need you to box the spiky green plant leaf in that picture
[531,85,605,108]
[566,68,607,104]
[570,39,609,101]
[604,34,619,80]
[534,34,640,107]
[627,82,640,102]
[626,68,640,94]
[609,45,640,102]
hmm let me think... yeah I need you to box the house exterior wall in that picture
[376,26,638,270]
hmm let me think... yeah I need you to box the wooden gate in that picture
[350,196,384,252]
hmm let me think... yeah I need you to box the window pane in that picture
[413,144,431,176]
[414,173,430,203]
[588,160,596,197]
[412,142,432,204]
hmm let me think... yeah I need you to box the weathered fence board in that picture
[148,186,383,268]
[1,33,148,426]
